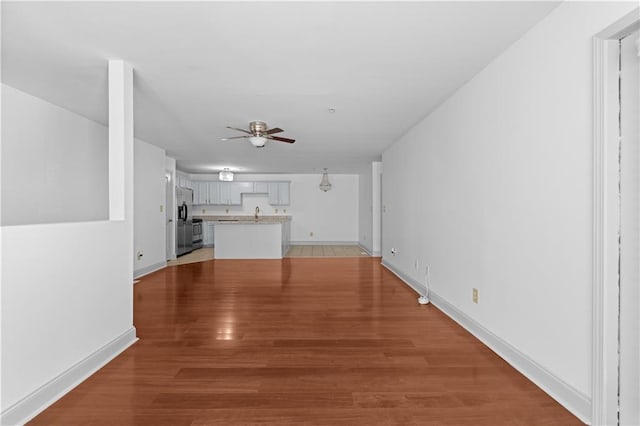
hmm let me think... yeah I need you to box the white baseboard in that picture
[134,261,167,279]
[289,241,360,246]
[358,241,373,255]
[1,327,138,426]
[358,245,381,257]
[381,259,425,295]
[358,245,372,256]
[381,260,591,424]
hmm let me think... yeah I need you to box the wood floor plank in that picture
[28,258,581,425]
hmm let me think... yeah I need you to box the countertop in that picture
[194,215,291,224]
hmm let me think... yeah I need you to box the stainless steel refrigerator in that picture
[176,187,193,257]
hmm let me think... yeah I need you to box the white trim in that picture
[360,245,382,257]
[381,260,591,424]
[381,259,424,295]
[0,327,138,426]
[592,9,640,426]
[134,261,167,279]
[358,245,373,256]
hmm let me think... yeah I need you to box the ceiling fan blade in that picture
[265,127,284,135]
[221,135,251,140]
[267,135,296,143]
[226,126,252,134]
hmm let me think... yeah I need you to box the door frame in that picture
[592,9,639,425]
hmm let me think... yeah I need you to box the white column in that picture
[109,60,134,222]
[108,60,134,284]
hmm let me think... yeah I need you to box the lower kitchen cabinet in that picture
[203,221,215,247]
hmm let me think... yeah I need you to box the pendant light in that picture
[319,168,332,192]
[219,168,234,182]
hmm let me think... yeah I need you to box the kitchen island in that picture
[195,216,291,259]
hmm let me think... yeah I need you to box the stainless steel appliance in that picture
[176,187,193,257]
[192,218,203,249]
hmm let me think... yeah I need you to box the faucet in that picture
[255,206,260,220]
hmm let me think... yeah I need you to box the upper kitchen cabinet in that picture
[216,182,252,205]
[253,182,269,194]
[186,179,289,206]
[233,182,253,198]
[268,182,290,205]
[176,175,193,189]
[193,182,210,205]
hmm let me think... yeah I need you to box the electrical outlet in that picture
[472,288,478,304]
[310,231,314,237]
[390,248,397,255]
[160,205,163,213]
[136,251,144,261]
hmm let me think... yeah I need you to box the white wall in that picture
[381,0,637,415]
[189,173,359,243]
[134,139,166,277]
[358,164,373,253]
[1,84,109,226]
[372,162,382,255]
[1,62,135,423]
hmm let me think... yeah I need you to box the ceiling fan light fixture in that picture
[319,168,332,192]
[219,168,234,182]
[249,136,267,147]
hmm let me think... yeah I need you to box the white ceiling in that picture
[2,1,560,174]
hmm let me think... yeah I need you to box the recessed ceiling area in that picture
[1,1,560,174]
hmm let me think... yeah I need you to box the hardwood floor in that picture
[30,258,581,425]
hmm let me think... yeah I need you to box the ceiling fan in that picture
[221,121,296,148]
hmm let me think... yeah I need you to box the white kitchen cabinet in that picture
[181,180,290,205]
[229,182,251,205]
[216,183,234,205]
[234,182,253,195]
[215,182,252,205]
[203,221,215,247]
[195,182,220,205]
[177,175,192,189]
[268,182,290,205]
[253,182,269,194]
[213,182,235,205]
[193,182,206,204]
[208,182,220,205]
[202,221,210,244]
[192,182,200,203]
[202,182,213,204]
[277,182,290,205]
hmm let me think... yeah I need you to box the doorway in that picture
[618,27,639,426]
[592,10,640,425]
[165,172,175,260]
